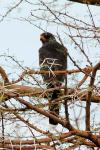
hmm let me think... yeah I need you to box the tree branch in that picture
[0,66,10,84]
[86,62,100,131]
[68,0,100,5]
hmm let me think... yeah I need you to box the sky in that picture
[0,1,100,149]
[0,2,99,96]
[0,0,99,87]
[0,0,41,68]
[0,19,40,67]
[0,0,100,70]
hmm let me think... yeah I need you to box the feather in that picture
[39,32,67,125]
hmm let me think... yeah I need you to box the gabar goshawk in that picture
[39,32,67,125]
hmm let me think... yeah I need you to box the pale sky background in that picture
[0,1,100,149]
[0,0,100,69]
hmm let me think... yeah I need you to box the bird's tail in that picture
[48,83,61,125]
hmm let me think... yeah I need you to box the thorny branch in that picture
[0,63,99,148]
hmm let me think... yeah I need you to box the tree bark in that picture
[68,0,100,5]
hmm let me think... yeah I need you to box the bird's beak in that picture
[40,35,43,41]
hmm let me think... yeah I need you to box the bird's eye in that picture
[44,34,48,38]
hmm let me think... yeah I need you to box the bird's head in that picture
[40,32,56,44]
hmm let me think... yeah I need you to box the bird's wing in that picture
[39,41,67,69]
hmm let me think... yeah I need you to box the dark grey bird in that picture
[39,32,67,125]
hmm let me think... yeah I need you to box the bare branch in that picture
[86,62,100,131]
[0,0,24,23]
[67,0,100,5]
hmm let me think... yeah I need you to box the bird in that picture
[39,32,67,125]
